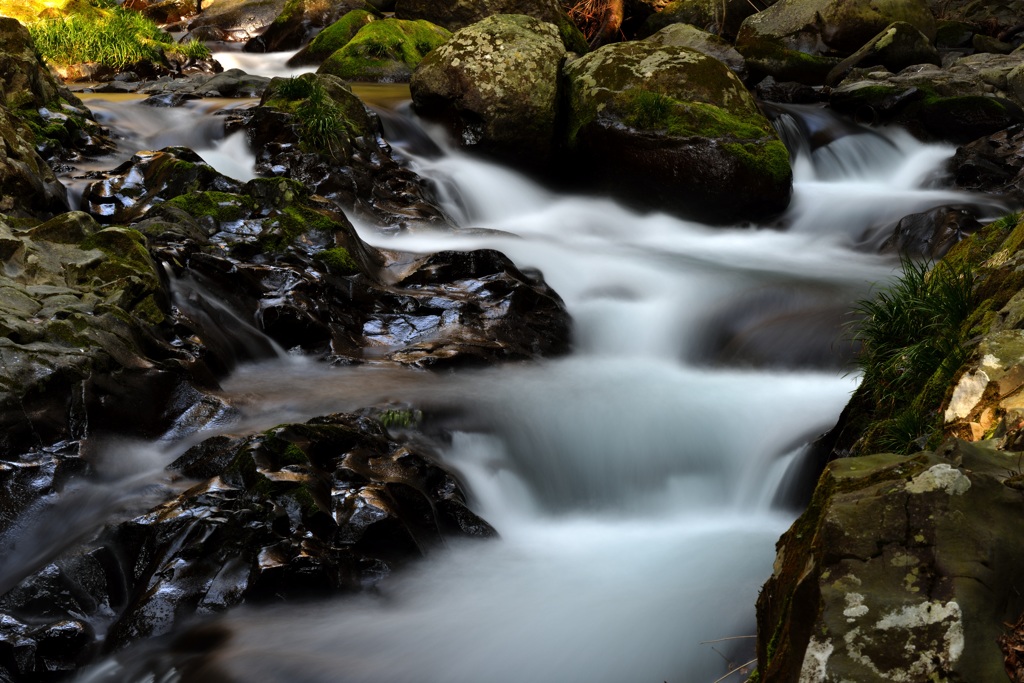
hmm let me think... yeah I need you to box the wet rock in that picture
[394,0,587,52]
[561,41,792,224]
[410,14,566,173]
[179,0,290,42]
[949,123,1024,204]
[757,439,1024,682]
[880,206,981,258]
[245,72,451,228]
[829,53,1024,144]
[735,0,935,84]
[0,105,69,219]
[316,18,450,83]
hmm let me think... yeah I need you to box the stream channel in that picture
[31,50,1008,682]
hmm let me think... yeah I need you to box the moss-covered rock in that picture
[410,14,565,171]
[642,22,746,77]
[735,0,936,84]
[0,103,69,219]
[245,0,374,52]
[317,17,451,83]
[286,8,379,67]
[756,439,1024,682]
[562,41,791,223]
[394,0,587,52]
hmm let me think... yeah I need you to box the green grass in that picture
[852,257,976,453]
[27,7,210,69]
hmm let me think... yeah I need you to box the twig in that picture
[712,658,757,683]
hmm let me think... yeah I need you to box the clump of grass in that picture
[852,256,976,453]
[28,7,208,68]
[293,82,351,157]
[275,75,318,100]
[623,89,675,130]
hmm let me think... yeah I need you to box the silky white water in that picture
[60,89,1004,682]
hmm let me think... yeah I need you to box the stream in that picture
[55,56,1004,682]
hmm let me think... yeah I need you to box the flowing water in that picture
[42,68,1005,682]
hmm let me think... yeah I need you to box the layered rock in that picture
[561,41,792,223]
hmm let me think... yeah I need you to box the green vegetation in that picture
[300,9,378,64]
[852,257,976,454]
[618,88,771,139]
[378,408,421,429]
[317,18,450,82]
[315,246,359,275]
[26,5,210,69]
[268,76,354,157]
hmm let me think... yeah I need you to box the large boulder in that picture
[394,0,587,52]
[642,22,747,77]
[562,41,792,223]
[756,440,1024,682]
[735,0,936,84]
[182,0,290,41]
[829,52,1024,144]
[287,8,379,67]
[317,18,451,82]
[410,14,566,172]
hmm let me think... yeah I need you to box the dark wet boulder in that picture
[394,0,586,52]
[287,8,379,67]
[0,105,69,218]
[825,21,941,87]
[317,18,451,83]
[756,440,1024,682]
[562,41,792,224]
[138,68,268,99]
[880,206,982,258]
[180,0,289,41]
[829,54,1024,144]
[735,0,936,84]
[949,123,1024,205]
[0,413,494,675]
[410,14,566,173]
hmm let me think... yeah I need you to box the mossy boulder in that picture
[826,21,941,87]
[756,439,1024,682]
[410,14,566,171]
[394,0,587,52]
[317,18,451,83]
[287,8,379,66]
[182,0,289,41]
[562,41,792,224]
[735,0,936,84]
[245,0,375,52]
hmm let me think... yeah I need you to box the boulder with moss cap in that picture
[317,17,450,82]
[562,41,792,224]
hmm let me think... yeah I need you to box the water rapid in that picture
[54,87,1002,682]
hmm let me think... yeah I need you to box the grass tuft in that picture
[852,256,976,453]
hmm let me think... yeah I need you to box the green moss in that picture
[265,76,357,156]
[301,9,378,63]
[257,205,343,253]
[378,408,421,429]
[165,191,256,224]
[317,18,450,82]
[617,89,771,140]
[737,39,839,84]
[315,246,359,275]
[723,140,791,184]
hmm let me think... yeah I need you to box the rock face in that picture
[735,0,936,83]
[410,14,566,171]
[317,18,451,82]
[561,41,791,223]
[757,440,1024,683]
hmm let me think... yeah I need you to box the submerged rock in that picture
[561,41,792,223]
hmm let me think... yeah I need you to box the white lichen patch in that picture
[905,464,971,496]
[844,592,869,620]
[943,369,990,422]
[799,636,834,683]
[843,600,964,681]
[982,353,1001,369]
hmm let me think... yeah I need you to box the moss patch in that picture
[315,246,359,275]
[317,18,450,82]
[299,9,378,64]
